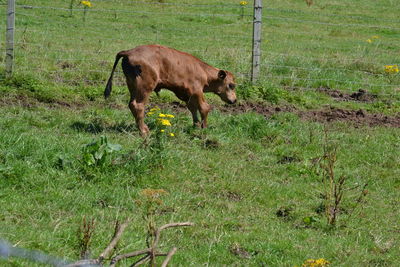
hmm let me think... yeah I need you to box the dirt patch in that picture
[318,87,377,102]
[1,94,399,128]
[152,101,400,128]
[298,107,400,128]
[218,102,295,116]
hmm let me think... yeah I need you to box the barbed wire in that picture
[258,74,400,88]
[14,42,251,55]
[92,0,254,9]
[10,69,400,98]
[17,4,252,18]
[17,4,398,32]
[14,12,398,60]
[264,64,388,77]
[263,7,400,24]
[11,40,395,77]
[13,26,251,42]
[265,15,400,31]
[15,11,254,27]
[264,51,399,65]
[12,64,400,89]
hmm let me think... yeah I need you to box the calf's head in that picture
[212,70,237,104]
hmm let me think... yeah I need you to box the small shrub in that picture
[315,131,368,227]
[81,136,122,167]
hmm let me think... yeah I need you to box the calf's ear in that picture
[218,70,227,80]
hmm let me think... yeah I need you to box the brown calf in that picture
[105,44,237,136]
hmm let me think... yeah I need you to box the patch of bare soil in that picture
[220,102,400,128]
[1,94,399,128]
[153,101,400,128]
[318,87,377,102]
[298,107,400,128]
[218,102,296,116]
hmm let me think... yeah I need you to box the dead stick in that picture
[161,247,177,267]
[110,248,151,267]
[153,222,194,249]
[131,254,151,267]
[98,219,130,263]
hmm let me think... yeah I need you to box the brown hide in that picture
[105,44,237,136]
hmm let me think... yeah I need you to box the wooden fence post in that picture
[6,0,15,77]
[251,0,262,83]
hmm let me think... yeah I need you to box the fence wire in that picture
[2,0,400,99]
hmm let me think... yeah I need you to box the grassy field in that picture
[0,0,400,266]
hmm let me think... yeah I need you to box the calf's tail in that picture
[104,50,129,98]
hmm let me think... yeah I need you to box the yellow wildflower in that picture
[147,112,155,116]
[81,1,92,7]
[366,39,372,43]
[160,129,165,133]
[385,65,399,74]
[372,35,379,39]
[169,133,175,137]
[240,1,248,5]
[150,107,160,112]
[302,258,330,267]
[158,118,172,126]
[159,113,175,118]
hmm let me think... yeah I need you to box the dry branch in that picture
[66,220,193,267]
[98,219,130,264]
[160,247,177,267]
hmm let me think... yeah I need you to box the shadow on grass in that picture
[70,121,135,134]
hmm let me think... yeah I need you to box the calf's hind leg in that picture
[126,77,152,136]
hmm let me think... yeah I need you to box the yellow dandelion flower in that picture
[302,258,330,267]
[147,112,155,116]
[81,1,92,7]
[385,65,399,74]
[160,129,165,133]
[158,118,171,126]
[169,133,175,137]
[240,1,248,6]
[150,107,160,112]
[366,39,372,43]
[372,35,379,39]
[159,113,175,118]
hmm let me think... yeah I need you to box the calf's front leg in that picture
[198,96,211,128]
[187,100,200,127]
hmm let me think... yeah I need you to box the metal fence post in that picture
[6,0,15,77]
[251,0,262,83]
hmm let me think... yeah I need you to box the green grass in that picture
[0,0,400,266]
[0,102,399,266]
